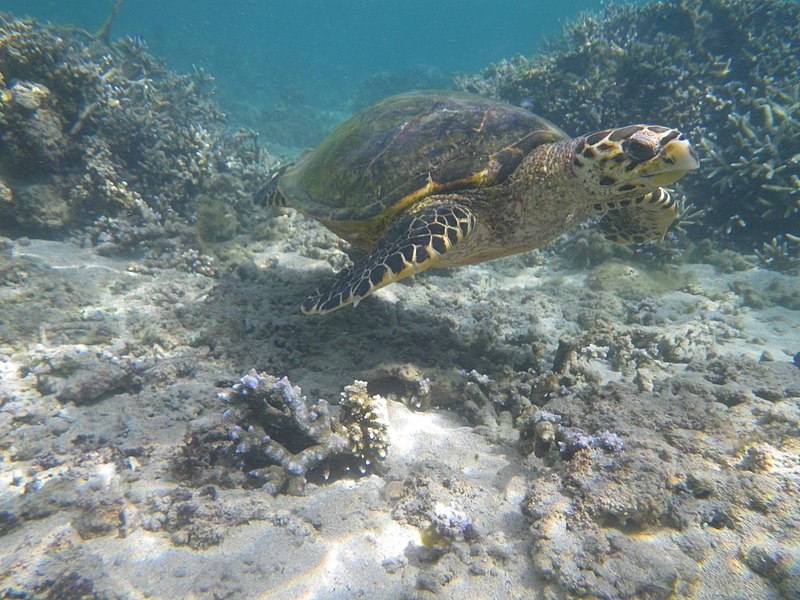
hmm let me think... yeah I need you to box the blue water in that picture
[2,0,626,111]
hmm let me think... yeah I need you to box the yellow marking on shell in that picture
[383,163,497,222]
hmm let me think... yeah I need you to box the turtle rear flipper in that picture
[598,188,677,245]
[302,202,476,314]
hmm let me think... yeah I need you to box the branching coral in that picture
[219,370,389,495]
[755,234,800,273]
[0,14,271,250]
[455,0,800,249]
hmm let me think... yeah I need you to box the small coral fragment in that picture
[339,380,390,473]
[219,370,389,495]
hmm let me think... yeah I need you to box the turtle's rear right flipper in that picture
[254,165,289,206]
[598,188,677,245]
[302,202,476,314]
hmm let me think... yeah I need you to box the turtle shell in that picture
[279,90,567,231]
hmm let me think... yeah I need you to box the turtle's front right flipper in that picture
[598,188,678,245]
[301,202,476,314]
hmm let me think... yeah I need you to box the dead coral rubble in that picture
[474,352,800,600]
[456,0,800,253]
[0,14,270,252]
[219,370,389,495]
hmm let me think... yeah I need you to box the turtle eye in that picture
[622,137,658,161]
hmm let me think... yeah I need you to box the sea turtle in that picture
[256,91,699,314]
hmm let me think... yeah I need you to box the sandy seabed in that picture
[1,215,798,599]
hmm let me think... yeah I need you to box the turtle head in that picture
[570,125,699,199]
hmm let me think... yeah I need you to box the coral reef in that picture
[0,231,798,596]
[219,370,389,495]
[455,0,800,250]
[338,380,390,473]
[0,15,271,253]
[1,4,798,596]
[455,368,529,444]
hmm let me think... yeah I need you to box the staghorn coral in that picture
[0,14,271,251]
[755,234,800,273]
[455,0,800,250]
[219,370,389,495]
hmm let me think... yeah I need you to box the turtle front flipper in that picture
[302,203,476,314]
[597,188,678,245]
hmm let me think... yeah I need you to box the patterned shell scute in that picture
[279,91,567,222]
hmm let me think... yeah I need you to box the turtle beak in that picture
[663,138,700,172]
[644,138,700,186]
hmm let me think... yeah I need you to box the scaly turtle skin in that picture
[256,91,699,314]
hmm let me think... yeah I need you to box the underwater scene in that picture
[0,0,798,598]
